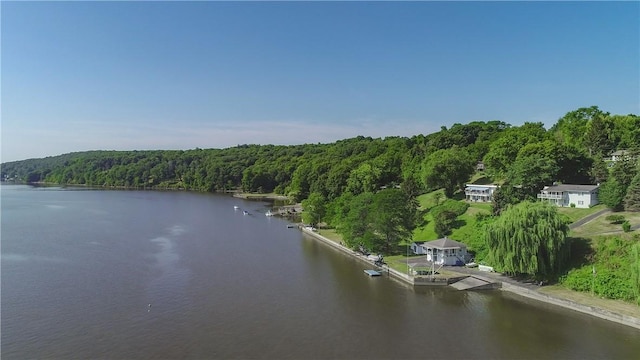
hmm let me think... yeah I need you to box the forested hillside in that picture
[3,106,638,201]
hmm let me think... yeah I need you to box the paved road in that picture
[569,208,611,229]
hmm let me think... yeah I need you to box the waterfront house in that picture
[464,184,498,203]
[412,237,469,266]
[537,184,600,208]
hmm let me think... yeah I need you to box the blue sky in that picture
[2,1,638,162]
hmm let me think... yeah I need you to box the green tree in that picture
[555,144,593,185]
[338,192,375,249]
[301,192,327,227]
[434,210,457,238]
[491,184,528,215]
[345,162,382,195]
[589,153,610,184]
[551,106,608,149]
[431,199,469,238]
[335,190,417,254]
[611,156,638,188]
[421,147,475,198]
[598,179,627,211]
[368,189,417,253]
[624,171,640,211]
[583,112,613,156]
[609,114,640,150]
[507,153,559,197]
[483,122,548,175]
[484,201,570,279]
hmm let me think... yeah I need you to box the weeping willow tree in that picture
[484,201,570,279]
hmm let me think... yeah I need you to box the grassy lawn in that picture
[557,204,606,223]
[385,254,412,274]
[316,228,343,243]
[414,194,491,246]
[570,210,640,237]
[468,173,498,185]
[416,189,445,210]
[451,204,491,243]
[413,212,438,241]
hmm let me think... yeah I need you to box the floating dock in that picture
[364,270,381,277]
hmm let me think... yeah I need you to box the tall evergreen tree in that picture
[623,171,640,212]
[583,113,613,156]
[589,153,609,184]
[599,178,627,211]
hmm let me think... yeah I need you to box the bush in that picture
[570,203,576,208]
[562,235,639,301]
[622,221,631,233]
[432,199,469,217]
[605,214,626,224]
[430,199,469,239]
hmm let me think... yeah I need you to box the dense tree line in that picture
[4,107,636,202]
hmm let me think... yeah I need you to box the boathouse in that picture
[412,237,470,266]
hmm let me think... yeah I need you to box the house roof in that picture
[465,184,498,189]
[421,237,467,249]
[542,184,599,193]
[611,150,629,156]
[467,186,491,191]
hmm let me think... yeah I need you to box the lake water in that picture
[1,185,639,359]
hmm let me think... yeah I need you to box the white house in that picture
[411,237,470,266]
[608,150,633,162]
[465,184,498,203]
[537,184,600,208]
[605,149,638,167]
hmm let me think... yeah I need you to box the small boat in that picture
[234,205,239,210]
[243,210,249,215]
[286,224,296,228]
[265,210,274,217]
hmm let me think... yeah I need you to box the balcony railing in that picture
[465,190,490,195]
[537,193,563,200]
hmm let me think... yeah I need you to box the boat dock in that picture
[364,270,381,277]
[449,275,501,291]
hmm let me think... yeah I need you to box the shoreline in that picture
[300,227,640,331]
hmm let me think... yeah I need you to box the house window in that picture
[578,201,584,205]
